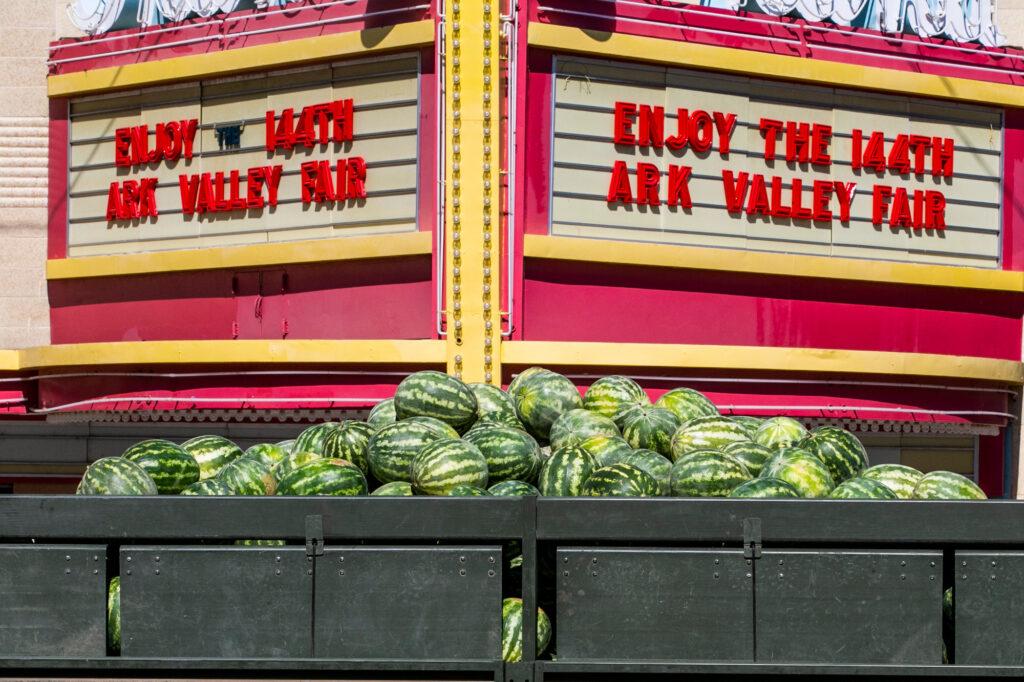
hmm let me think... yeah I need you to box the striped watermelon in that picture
[371,481,414,496]
[861,464,924,499]
[762,451,835,498]
[448,484,491,496]
[403,415,461,439]
[367,398,398,431]
[322,420,375,473]
[549,408,620,450]
[394,371,478,432]
[489,480,540,496]
[122,439,199,495]
[276,459,367,496]
[761,446,818,477]
[722,441,774,477]
[730,416,764,439]
[502,597,552,662]
[655,387,718,422]
[234,539,287,547]
[507,367,551,405]
[579,434,634,468]
[276,439,296,454]
[77,458,157,496]
[272,451,322,482]
[181,435,244,479]
[107,576,121,654]
[582,375,651,427]
[801,427,869,484]
[913,471,987,500]
[368,421,448,483]
[729,477,801,498]
[411,439,489,495]
[180,478,234,496]
[620,406,680,458]
[670,416,750,461]
[616,449,672,496]
[514,371,583,441]
[829,477,898,500]
[582,463,659,497]
[754,417,809,450]
[293,422,340,456]
[218,457,276,495]
[244,443,289,469]
[538,445,597,496]
[670,450,752,497]
[470,382,520,427]
[463,423,542,484]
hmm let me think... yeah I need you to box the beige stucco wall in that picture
[1002,2,1024,47]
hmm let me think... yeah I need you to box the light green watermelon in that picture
[655,387,718,422]
[447,484,490,496]
[121,439,199,495]
[394,370,478,432]
[489,480,540,496]
[502,597,552,662]
[243,443,289,470]
[913,471,986,500]
[371,481,415,496]
[670,416,750,461]
[549,408,620,450]
[829,477,898,499]
[463,423,542,484]
[403,415,461,439]
[411,439,489,496]
[180,478,234,496]
[754,417,809,450]
[181,435,244,479]
[272,451,322,482]
[469,382,520,427]
[723,441,774,477]
[581,463,659,497]
[730,415,764,439]
[218,457,275,495]
[582,375,651,427]
[620,406,680,458]
[801,426,869,484]
[507,367,551,405]
[579,434,634,468]
[762,451,835,498]
[77,458,157,496]
[276,459,367,496]
[538,445,596,496]
[514,370,583,441]
[861,463,924,499]
[729,477,802,498]
[292,422,340,456]
[670,450,751,497]
[107,576,121,654]
[367,398,397,430]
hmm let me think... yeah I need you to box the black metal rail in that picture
[3,496,1024,680]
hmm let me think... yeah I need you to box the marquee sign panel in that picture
[549,57,1003,269]
[67,54,421,257]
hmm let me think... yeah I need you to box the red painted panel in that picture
[1003,109,1024,271]
[522,51,552,238]
[527,0,1024,87]
[48,256,433,343]
[49,0,433,75]
[522,258,1024,360]
[977,433,1003,498]
[47,99,68,260]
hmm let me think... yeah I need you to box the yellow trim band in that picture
[20,340,446,370]
[524,235,1024,293]
[0,350,19,372]
[529,23,1024,107]
[501,341,1023,384]
[48,20,434,97]
[48,232,432,280]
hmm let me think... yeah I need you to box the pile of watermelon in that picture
[76,368,987,501]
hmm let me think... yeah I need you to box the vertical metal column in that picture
[444,0,503,384]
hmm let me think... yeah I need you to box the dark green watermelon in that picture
[582,375,651,427]
[218,457,275,495]
[579,434,634,468]
[754,417,809,450]
[276,459,367,496]
[370,481,414,496]
[394,370,478,432]
[616,448,672,496]
[514,370,583,441]
[655,387,718,422]
[321,420,375,473]
[181,435,244,479]
[272,451,322,482]
[411,438,489,496]
[122,439,199,495]
[367,398,397,430]
[368,421,448,483]
[549,408,619,450]
[670,416,750,461]
[538,444,596,496]
[180,478,234,496]
[670,450,751,497]
[488,480,540,496]
[800,426,869,484]
[861,463,924,499]
[243,443,289,469]
[581,463,659,497]
[107,576,121,654]
[77,458,158,496]
[507,367,551,405]
[502,597,552,662]
[448,484,491,496]
[620,406,680,458]
[469,382,521,427]
[722,441,774,477]
[463,423,542,484]
[913,471,986,500]
[762,451,835,498]
[829,477,898,499]
[292,422,340,456]
[729,477,802,498]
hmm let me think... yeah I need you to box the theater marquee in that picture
[66,54,421,257]
[550,57,1004,269]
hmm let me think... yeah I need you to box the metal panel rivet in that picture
[900,561,906,567]
[563,557,568,564]
[339,570,345,576]
[126,569,132,576]
[65,555,71,561]
[276,556,282,562]
[126,557,132,562]
[93,569,98,575]
[155,569,160,575]
[592,571,597,577]
[714,572,719,579]
[460,556,466,563]
[779,573,784,578]
[963,561,968,567]
[64,568,71,575]
[992,561,998,567]
[746,572,752,578]
[900,574,905,580]
[991,574,997,580]
[339,557,344,563]
[592,558,598,564]
[930,561,935,567]
[746,560,751,566]
[307,569,312,576]
[962,574,967,579]
[778,560,784,565]
[93,556,98,561]
[489,556,495,564]
[488,570,495,577]
[930,575,935,580]
[563,570,569,577]
[714,559,720,565]
[276,569,281,576]
[459,569,466,576]
[154,556,160,562]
